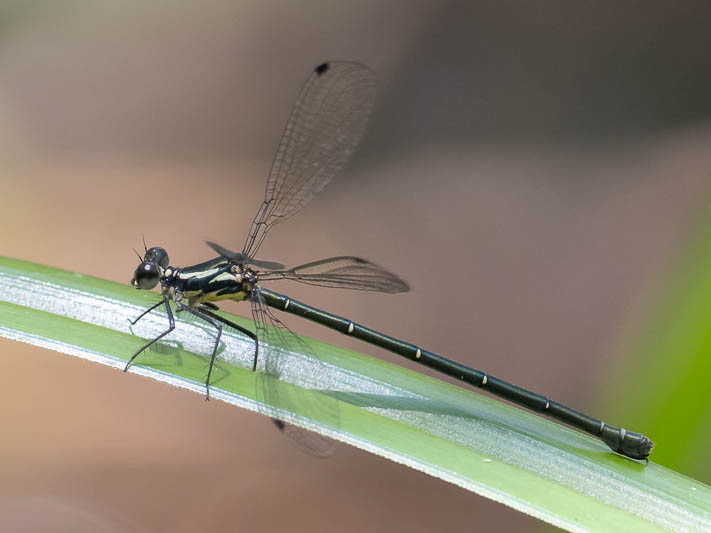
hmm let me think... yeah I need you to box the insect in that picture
[128,61,653,461]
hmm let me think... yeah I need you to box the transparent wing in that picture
[260,256,410,294]
[243,62,377,259]
[251,287,338,457]
[272,419,334,459]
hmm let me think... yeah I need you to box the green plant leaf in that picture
[1,256,709,532]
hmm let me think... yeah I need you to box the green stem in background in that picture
[0,256,709,532]
[602,202,711,477]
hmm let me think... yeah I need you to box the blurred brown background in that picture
[2,1,711,531]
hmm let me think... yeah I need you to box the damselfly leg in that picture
[125,295,175,372]
[127,299,259,400]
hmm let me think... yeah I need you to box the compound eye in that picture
[132,261,161,290]
[144,247,169,269]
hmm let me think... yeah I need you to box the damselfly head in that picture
[143,247,169,268]
[131,246,169,290]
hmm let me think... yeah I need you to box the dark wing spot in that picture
[315,62,330,75]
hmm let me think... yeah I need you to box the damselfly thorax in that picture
[177,260,256,306]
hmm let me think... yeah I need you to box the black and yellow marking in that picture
[176,258,249,303]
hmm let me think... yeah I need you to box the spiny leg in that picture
[125,295,174,372]
[250,297,268,372]
[198,306,259,384]
[173,303,223,400]
[128,299,164,326]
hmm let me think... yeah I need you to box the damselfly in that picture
[127,61,653,461]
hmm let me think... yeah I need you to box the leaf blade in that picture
[1,255,709,532]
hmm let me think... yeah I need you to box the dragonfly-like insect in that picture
[127,61,653,461]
